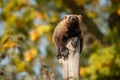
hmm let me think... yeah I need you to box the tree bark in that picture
[58,39,80,80]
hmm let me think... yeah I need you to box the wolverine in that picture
[53,14,83,59]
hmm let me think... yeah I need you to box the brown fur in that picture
[53,14,83,59]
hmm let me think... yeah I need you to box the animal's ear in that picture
[78,15,82,20]
[64,15,67,19]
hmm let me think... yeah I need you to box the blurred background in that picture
[0,0,120,80]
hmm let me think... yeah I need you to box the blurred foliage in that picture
[0,0,120,80]
[80,42,120,80]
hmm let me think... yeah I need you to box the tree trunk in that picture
[58,39,80,80]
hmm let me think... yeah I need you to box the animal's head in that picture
[64,14,82,24]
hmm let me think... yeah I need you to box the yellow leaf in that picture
[80,67,86,77]
[2,41,11,50]
[36,25,44,35]
[34,12,43,19]
[43,25,51,32]
[16,61,26,72]
[2,37,17,51]
[96,63,102,70]
[24,51,33,62]
[74,0,88,6]
[13,56,27,72]
[51,16,57,22]
[29,30,39,41]
[87,11,96,18]
[31,48,38,57]
[117,8,120,15]
[36,25,51,36]
[24,48,38,62]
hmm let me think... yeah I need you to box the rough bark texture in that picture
[58,39,80,80]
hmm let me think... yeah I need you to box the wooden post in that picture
[58,38,80,80]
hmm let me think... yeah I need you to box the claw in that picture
[57,47,69,60]
[61,47,69,60]
[57,54,62,59]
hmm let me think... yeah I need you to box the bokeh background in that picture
[0,0,120,80]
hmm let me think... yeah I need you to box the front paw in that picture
[60,47,69,60]
[57,54,62,59]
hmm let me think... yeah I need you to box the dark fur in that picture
[53,15,83,59]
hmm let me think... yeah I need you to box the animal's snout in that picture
[71,16,78,20]
[68,16,78,23]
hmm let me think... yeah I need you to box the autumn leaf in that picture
[24,48,38,62]
[74,0,88,6]
[80,67,86,77]
[29,29,39,41]
[117,8,120,15]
